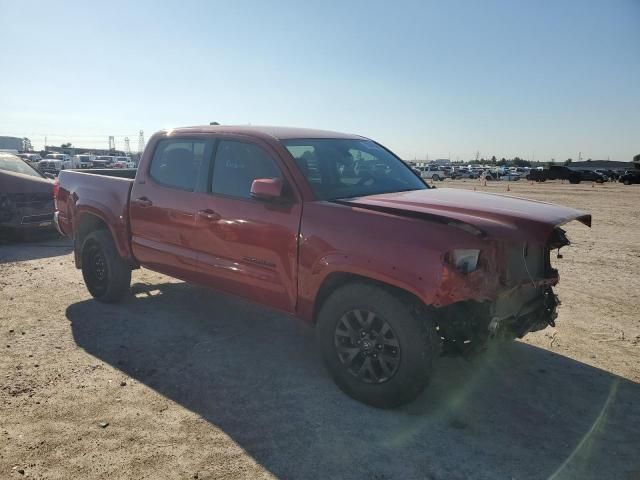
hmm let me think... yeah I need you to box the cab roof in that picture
[164,125,367,141]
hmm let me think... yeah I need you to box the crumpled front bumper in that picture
[489,286,559,339]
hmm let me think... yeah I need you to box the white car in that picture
[113,156,135,168]
[417,165,447,181]
[39,153,71,174]
[17,153,42,165]
[73,154,96,169]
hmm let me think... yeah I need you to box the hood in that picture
[0,170,54,196]
[336,188,591,244]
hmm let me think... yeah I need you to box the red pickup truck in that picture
[55,125,591,407]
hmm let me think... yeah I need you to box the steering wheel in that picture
[356,171,376,186]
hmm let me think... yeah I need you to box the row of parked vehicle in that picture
[525,165,634,184]
[411,163,637,184]
[411,164,531,181]
[17,153,136,175]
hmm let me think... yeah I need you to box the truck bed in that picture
[56,169,135,261]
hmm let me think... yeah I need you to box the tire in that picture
[569,176,581,184]
[316,283,440,408]
[81,229,131,303]
[623,180,631,185]
[431,174,440,181]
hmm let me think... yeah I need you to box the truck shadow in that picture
[67,282,640,480]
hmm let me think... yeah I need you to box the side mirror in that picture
[250,178,283,201]
[44,172,56,179]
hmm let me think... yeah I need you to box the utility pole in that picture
[137,130,145,154]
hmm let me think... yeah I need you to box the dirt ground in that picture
[1,180,639,480]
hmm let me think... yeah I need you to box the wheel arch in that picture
[311,271,426,326]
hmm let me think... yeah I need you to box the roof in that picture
[166,125,366,141]
[569,160,633,169]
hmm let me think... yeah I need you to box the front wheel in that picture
[81,230,131,303]
[431,174,440,181]
[316,283,440,408]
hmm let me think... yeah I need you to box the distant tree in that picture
[497,157,507,166]
[587,158,592,162]
[22,137,32,151]
[490,155,497,164]
[61,142,72,148]
[564,158,572,166]
[512,157,532,167]
[209,121,220,125]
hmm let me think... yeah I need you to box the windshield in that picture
[282,138,426,200]
[0,154,44,178]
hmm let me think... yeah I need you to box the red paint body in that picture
[56,126,591,323]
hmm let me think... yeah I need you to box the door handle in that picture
[132,197,153,207]
[197,209,221,221]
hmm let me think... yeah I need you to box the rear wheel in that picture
[432,174,440,181]
[316,283,440,408]
[623,179,631,185]
[81,230,131,303]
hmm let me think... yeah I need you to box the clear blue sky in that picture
[1,0,638,161]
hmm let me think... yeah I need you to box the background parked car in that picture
[579,170,607,183]
[619,170,640,185]
[112,159,136,169]
[92,155,116,168]
[0,152,55,232]
[38,153,71,174]
[73,154,96,168]
[452,167,478,179]
[17,153,42,165]
[417,165,446,181]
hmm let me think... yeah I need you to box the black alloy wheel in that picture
[334,309,401,384]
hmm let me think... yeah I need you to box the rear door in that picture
[191,137,302,313]
[129,136,213,281]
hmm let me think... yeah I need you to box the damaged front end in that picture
[433,226,574,354]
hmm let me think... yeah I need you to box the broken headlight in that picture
[448,249,481,274]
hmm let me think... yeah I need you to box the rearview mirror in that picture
[250,178,283,200]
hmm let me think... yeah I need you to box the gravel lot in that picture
[1,180,639,480]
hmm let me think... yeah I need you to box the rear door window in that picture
[149,139,210,191]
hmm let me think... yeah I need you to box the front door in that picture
[192,138,302,313]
